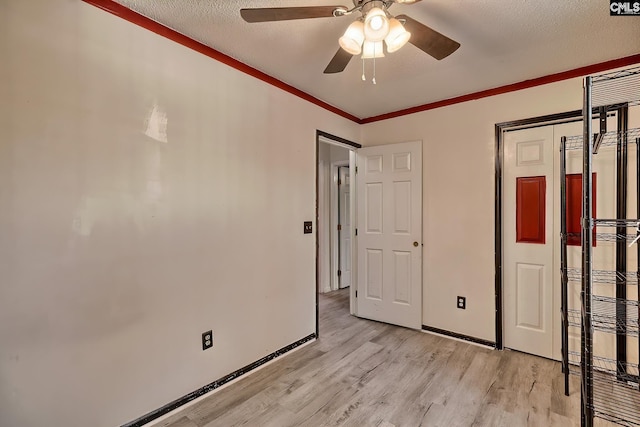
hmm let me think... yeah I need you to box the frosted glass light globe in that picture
[339,21,365,55]
[364,8,390,42]
[385,18,411,53]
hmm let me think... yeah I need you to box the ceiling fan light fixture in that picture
[361,40,385,59]
[384,18,411,53]
[339,20,365,55]
[363,7,389,42]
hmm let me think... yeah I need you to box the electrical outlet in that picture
[202,330,213,351]
[457,296,466,310]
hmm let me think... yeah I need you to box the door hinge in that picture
[337,270,342,277]
[338,178,341,186]
[355,228,358,236]
[337,224,342,231]
[355,290,358,297]
[355,166,358,174]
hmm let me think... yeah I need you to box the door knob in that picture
[413,241,419,247]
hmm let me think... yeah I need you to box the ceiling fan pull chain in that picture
[372,52,377,85]
[362,57,366,81]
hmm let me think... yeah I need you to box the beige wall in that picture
[361,80,587,341]
[0,1,359,427]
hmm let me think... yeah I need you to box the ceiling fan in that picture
[240,0,460,75]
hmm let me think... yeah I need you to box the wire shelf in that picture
[592,66,640,108]
[565,232,638,242]
[563,65,640,427]
[567,296,640,336]
[568,351,581,377]
[594,411,640,427]
[596,233,639,242]
[566,268,639,285]
[568,351,640,381]
[594,219,640,228]
[567,309,580,328]
[593,66,640,83]
[591,368,640,427]
[565,128,640,150]
[567,351,640,426]
[569,351,640,378]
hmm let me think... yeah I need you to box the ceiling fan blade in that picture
[324,48,353,74]
[396,14,460,60]
[241,6,344,23]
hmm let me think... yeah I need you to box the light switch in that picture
[304,221,313,234]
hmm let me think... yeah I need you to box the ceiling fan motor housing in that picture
[360,1,388,15]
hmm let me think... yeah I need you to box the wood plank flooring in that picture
[155,289,617,427]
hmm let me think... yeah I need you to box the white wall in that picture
[0,1,359,427]
[318,143,332,293]
[361,79,588,342]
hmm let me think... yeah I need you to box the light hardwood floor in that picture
[155,289,612,427]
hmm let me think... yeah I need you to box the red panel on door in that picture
[566,173,597,246]
[516,176,546,244]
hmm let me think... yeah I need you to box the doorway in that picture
[315,132,424,336]
[316,131,359,336]
[334,164,351,290]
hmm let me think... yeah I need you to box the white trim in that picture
[317,144,332,294]
[349,149,357,316]
[331,160,350,292]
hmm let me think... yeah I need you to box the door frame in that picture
[316,130,361,337]
[496,107,622,350]
[495,109,584,349]
[331,161,351,292]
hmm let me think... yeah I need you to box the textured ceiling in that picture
[113,0,640,119]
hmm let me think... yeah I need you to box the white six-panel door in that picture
[356,141,422,329]
[504,126,556,359]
